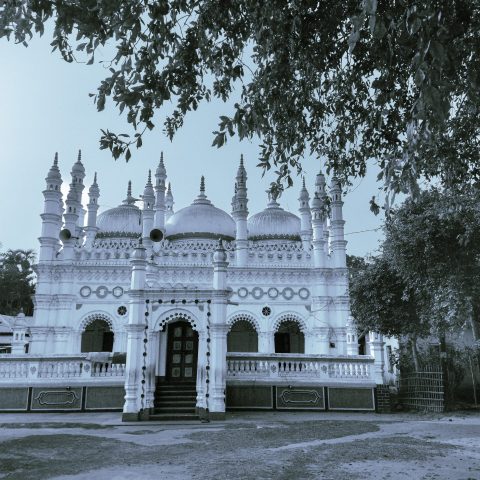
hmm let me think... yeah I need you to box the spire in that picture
[165,181,174,220]
[147,169,152,185]
[123,180,137,205]
[88,172,100,197]
[46,152,62,188]
[193,175,211,205]
[143,170,155,210]
[299,176,310,201]
[156,152,166,177]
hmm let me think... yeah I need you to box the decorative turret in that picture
[231,155,249,267]
[85,172,100,247]
[141,170,155,244]
[329,175,347,268]
[310,171,327,268]
[71,150,86,238]
[154,152,167,232]
[165,182,174,221]
[298,177,313,250]
[39,153,63,262]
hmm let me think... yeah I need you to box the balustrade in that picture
[227,353,374,384]
[0,354,126,383]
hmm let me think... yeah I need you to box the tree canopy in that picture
[1,1,479,202]
[0,249,36,316]
[349,187,480,342]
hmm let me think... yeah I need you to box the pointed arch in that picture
[272,312,307,333]
[226,312,260,332]
[227,312,259,353]
[153,308,201,332]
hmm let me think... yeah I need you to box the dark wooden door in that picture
[166,321,198,382]
[275,332,290,353]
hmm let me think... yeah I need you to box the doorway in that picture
[166,321,198,382]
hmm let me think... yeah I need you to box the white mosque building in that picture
[0,152,391,419]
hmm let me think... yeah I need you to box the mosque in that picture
[0,152,391,419]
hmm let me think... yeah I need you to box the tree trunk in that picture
[439,333,453,411]
[410,336,420,372]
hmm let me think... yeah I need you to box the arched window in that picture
[274,320,304,354]
[227,320,258,352]
[81,319,114,353]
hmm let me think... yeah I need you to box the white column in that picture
[369,331,385,384]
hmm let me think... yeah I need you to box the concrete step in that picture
[154,406,197,414]
[149,413,199,421]
[155,400,196,408]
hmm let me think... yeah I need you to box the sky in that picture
[0,28,385,258]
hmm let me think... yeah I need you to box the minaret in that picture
[165,182,174,221]
[329,175,347,268]
[298,177,313,250]
[39,153,63,262]
[310,171,327,268]
[84,172,100,247]
[154,152,167,232]
[141,170,155,245]
[231,155,249,267]
[71,150,86,239]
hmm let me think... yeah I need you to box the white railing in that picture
[0,354,125,384]
[226,353,374,384]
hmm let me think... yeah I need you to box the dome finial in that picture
[77,149,82,164]
[54,152,58,166]
[93,172,98,184]
[127,180,132,197]
[200,175,205,194]
[240,154,244,167]
[302,177,306,188]
[147,169,152,185]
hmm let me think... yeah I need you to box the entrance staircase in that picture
[150,379,198,421]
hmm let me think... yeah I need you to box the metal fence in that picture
[398,365,444,413]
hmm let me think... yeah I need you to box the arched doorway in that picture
[81,319,114,353]
[274,320,305,353]
[166,321,198,382]
[227,320,258,352]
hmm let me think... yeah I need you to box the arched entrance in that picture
[166,320,198,382]
[227,320,258,352]
[81,319,114,353]
[274,320,305,353]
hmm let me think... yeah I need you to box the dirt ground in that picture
[0,411,479,480]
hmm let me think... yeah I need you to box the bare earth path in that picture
[0,411,479,480]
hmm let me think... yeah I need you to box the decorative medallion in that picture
[96,286,108,298]
[298,288,310,300]
[282,287,295,300]
[112,286,124,298]
[267,287,279,299]
[237,287,249,298]
[117,306,127,316]
[252,287,264,299]
[79,286,91,298]
[261,306,272,317]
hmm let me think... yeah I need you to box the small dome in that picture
[165,177,235,241]
[96,181,142,237]
[248,198,301,241]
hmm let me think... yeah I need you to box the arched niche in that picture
[227,319,258,353]
[274,319,305,354]
[81,317,114,353]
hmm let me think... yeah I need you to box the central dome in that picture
[96,181,142,237]
[248,198,301,241]
[165,177,235,241]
